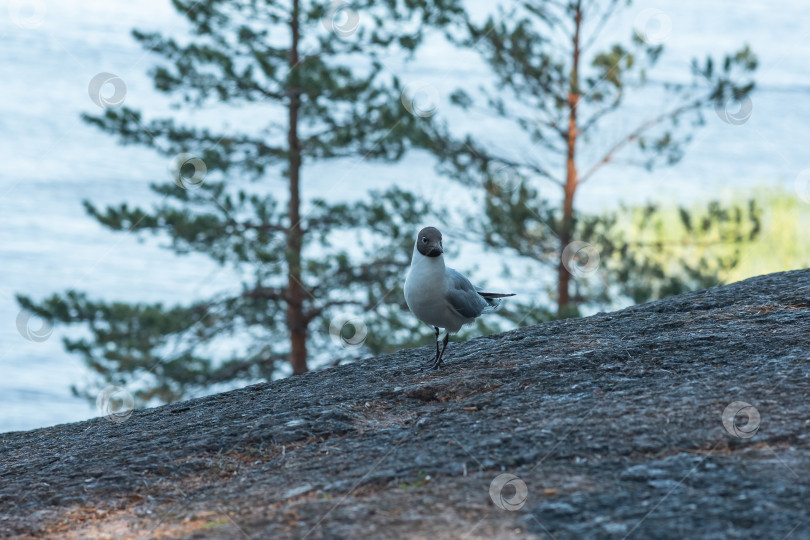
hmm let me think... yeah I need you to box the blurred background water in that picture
[1,0,809,433]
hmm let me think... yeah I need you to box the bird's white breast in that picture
[404,251,466,332]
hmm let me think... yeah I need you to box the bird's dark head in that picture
[416,226,443,257]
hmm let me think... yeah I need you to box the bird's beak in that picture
[426,244,443,257]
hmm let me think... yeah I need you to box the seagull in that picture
[404,226,515,370]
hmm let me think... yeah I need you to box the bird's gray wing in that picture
[444,268,488,319]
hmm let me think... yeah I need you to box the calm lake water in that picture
[2,0,809,433]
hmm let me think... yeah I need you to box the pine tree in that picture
[427,0,758,317]
[17,0,461,404]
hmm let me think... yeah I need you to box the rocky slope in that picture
[2,270,809,539]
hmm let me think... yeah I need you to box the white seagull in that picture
[404,226,515,370]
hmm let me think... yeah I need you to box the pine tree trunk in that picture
[558,0,582,317]
[287,0,308,374]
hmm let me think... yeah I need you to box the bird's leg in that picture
[435,332,451,369]
[427,331,450,371]
[421,327,441,370]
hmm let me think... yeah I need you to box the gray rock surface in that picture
[2,270,809,539]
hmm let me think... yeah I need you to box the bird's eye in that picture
[421,237,428,243]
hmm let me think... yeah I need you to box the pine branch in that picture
[579,99,702,184]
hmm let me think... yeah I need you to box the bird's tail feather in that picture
[478,292,515,311]
[478,292,515,299]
